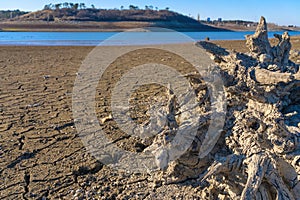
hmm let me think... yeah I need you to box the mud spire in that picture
[246,16,272,55]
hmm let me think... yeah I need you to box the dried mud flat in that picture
[0,45,215,199]
[1,33,300,199]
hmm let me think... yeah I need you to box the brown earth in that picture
[0,20,228,32]
[0,45,211,199]
[0,21,156,32]
[0,40,300,199]
[1,20,299,32]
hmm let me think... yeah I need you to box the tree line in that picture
[43,3,170,11]
[0,10,29,20]
[43,3,88,10]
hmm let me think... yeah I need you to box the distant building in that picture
[207,17,211,22]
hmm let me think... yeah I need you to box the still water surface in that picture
[0,31,300,46]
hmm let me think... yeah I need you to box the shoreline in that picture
[1,35,299,47]
[1,20,299,32]
[0,28,234,32]
[0,21,231,32]
[2,28,300,33]
[0,37,299,53]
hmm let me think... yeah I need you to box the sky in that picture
[1,0,299,26]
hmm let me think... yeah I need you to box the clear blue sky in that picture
[1,0,299,26]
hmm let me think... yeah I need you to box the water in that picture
[0,31,300,46]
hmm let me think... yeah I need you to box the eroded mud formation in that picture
[148,17,300,199]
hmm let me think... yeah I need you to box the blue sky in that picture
[1,0,299,26]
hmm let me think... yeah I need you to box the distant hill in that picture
[17,8,199,23]
[0,5,229,32]
[1,4,299,32]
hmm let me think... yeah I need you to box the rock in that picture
[290,50,300,64]
[245,16,297,73]
[290,50,300,57]
[259,54,272,63]
[100,114,113,124]
[150,16,300,200]
[271,32,292,67]
[210,54,223,63]
[254,68,293,85]
[246,16,271,55]
[196,41,229,57]
[267,64,280,71]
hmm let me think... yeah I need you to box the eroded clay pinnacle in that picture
[246,16,272,55]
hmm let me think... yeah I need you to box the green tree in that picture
[55,3,62,10]
[63,2,69,8]
[79,3,86,9]
[129,5,138,10]
[91,4,95,9]
[73,3,79,10]
[43,4,51,10]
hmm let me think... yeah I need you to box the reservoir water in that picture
[0,31,300,46]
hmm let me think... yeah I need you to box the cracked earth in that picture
[1,36,300,199]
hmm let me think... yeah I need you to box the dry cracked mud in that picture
[1,24,300,199]
[0,46,220,199]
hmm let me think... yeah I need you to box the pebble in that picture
[43,75,51,80]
